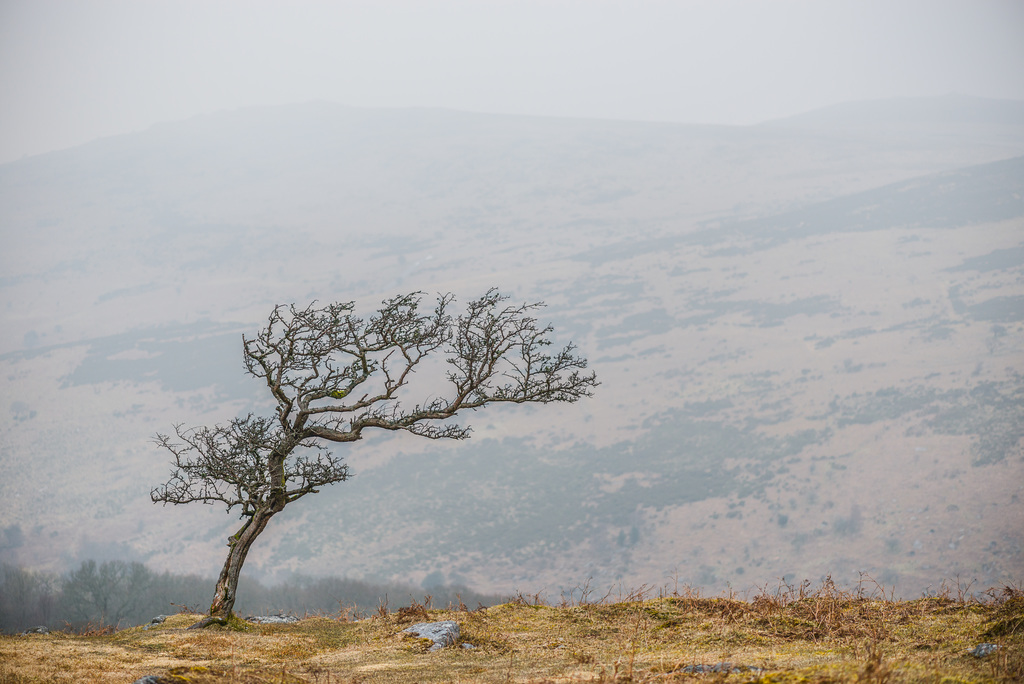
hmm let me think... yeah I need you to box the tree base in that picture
[186,615,229,630]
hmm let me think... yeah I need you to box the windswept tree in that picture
[153,289,597,627]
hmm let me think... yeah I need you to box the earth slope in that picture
[1,96,1022,597]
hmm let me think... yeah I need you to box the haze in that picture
[1,0,1023,616]
[2,0,1024,163]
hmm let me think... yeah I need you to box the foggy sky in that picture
[1,0,1023,164]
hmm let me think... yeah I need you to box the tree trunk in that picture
[189,452,290,629]
[190,507,277,628]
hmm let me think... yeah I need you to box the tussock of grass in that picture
[1,580,1021,683]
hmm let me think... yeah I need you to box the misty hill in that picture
[1,96,1022,599]
[763,93,1024,128]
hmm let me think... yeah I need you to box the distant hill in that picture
[1,97,1021,599]
[760,94,1024,129]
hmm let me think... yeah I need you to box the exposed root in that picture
[186,615,229,630]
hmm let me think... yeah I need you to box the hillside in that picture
[1,583,1021,683]
[0,96,1022,600]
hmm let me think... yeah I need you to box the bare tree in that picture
[61,560,153,627]
[152,289,597,627]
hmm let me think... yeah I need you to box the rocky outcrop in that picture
[675,663,762,674]
[402,620,460,651]
[246,614,301,624]
[143,615,169,630]
[968,643,1000,657]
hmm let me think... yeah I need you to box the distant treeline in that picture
[0,561,505,634]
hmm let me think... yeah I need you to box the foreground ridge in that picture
[2,580,1021,683]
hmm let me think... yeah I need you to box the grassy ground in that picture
[1,580,1021,683]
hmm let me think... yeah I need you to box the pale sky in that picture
[1,0,1023,163]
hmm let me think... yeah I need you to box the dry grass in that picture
[1,580,1021,683]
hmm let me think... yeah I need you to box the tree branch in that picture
[154,290,595,503]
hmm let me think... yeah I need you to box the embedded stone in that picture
[403,620,460,651]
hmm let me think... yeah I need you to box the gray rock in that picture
[968,643,1000,657]
[143,615,169,630]
[246,614,301,624]
[130,677,164,684]
[677,663,762,674]
[20,626,49,635]
[403,620,460,651]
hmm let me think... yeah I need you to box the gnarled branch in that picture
[152,288,596,623]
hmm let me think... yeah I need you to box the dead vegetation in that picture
[1,578,1021,683]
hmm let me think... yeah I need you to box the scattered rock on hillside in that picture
[968,643,1000,657]
[677,663,763,674]
[403,620,460,651]
[143,615,169,630]
[246,614,301,624]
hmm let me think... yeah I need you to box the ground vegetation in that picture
[1,578,1020,683]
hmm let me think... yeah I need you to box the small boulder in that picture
[246,614,301,624]
[143,615,169,630]
[678,663,762,674]
[20,626,49,635]
[968,643,1000,657]
[403,620,460,651]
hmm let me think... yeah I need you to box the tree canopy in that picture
[152,289,597,625]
